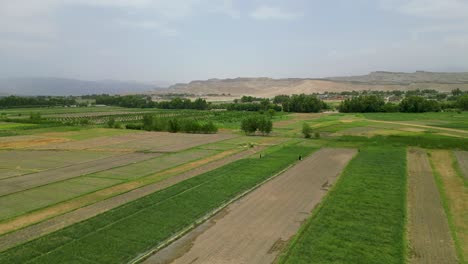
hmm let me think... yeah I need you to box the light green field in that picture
[88,148,217,180]
[0,150,117,179]
[0,176,123,221]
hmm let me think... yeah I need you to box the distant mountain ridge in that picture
[0,77,163,96]
[326,71,468,84]
[162,71,468,97]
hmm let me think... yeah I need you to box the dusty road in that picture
[455,151,468,180]
[407,148,458,264]
[144,148,356,264]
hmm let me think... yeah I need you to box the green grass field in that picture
[279,147,407,264]
[0,148,218,221]
[0,145,316,263]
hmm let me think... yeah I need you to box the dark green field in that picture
[0,145,315,264]
[280,147,407,264]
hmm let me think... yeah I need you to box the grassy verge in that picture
[428,151,466,263]
[333,134,468,150]
[0,145,315,263]
[279,147,407,263]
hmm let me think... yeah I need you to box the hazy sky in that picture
[1,0,468,83]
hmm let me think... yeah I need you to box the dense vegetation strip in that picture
[280,147,407,264]
[0,145,315,264]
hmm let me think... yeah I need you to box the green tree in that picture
[302,122,312,138]
[457,94,468,110]
[107,117,116,128]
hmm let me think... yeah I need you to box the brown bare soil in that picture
[0,148,257,250]
[407,148,458,264]
[144,148,356,264]
[0,137,70,149]
[455,151,468,180]
[0,152,161,196]
[430,150,468,261]
[32,132,235,152]
[369,120,468,137]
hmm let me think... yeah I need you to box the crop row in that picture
[0,145,315,263]
[280,147,407,263]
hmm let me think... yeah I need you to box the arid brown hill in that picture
[160,71,468,97]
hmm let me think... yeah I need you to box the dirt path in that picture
[0,152,161,196]
[407,148,458,264]
[144,148,356,264]
[368,120,468,137]
[0,148,260,251]
[455,151,468,180]
[430,150,467,262]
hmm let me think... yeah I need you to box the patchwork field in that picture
[146,148,356,264]
[407,148,458,264]
[279,147,407,263]
[0,145,315,263]
[0,108,466,263]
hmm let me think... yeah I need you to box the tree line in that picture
[0,96,76,108]
[338,94,468,113]
[126,114,218,134]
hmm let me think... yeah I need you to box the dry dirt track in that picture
[0,152,161,196]
[144,148,356,264]
[407,148,458,264]
[455,151,468,180]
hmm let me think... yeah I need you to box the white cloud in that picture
[0,0,239,38]
[381,0,468,19]
[119,20,178,36]
[0,0,60,37]
[250,6,300,20]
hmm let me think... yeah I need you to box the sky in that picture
[1,0,468,84]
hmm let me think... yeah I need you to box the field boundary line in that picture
[0,147,260,251]
[276,148,358,263]
[0,148,239,235]
[129,147,317,264]
[428,151,465,263]
[367,119,468,136]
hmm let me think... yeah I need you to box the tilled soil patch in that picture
[0,148,256,251]
[407,148,458,264]
[455,151,468,180]
[0,152,161,196]
[144,148,356,264]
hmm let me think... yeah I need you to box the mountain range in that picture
[162,71,468,97]
[2,71,468,97]
[0,77,164,96]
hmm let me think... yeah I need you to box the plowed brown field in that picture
[144,148,356,264]
[455,151,468,180]
[0,148,258,251]
[407,148,458,264]
[0,152,160,196]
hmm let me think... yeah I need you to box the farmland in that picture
[279,147,407,264]
[0,106,466,263]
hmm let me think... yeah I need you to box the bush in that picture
[400,96,441,113]
[107,117,116,128]
[314,131,321,138]
[302,122,312,138]
[240,116,272,135]
[457,94,468,110]
[282,94,328,113]
[126,124,142,130]
[338,95,385,113]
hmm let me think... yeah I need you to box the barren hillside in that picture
[159,72,468,97]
